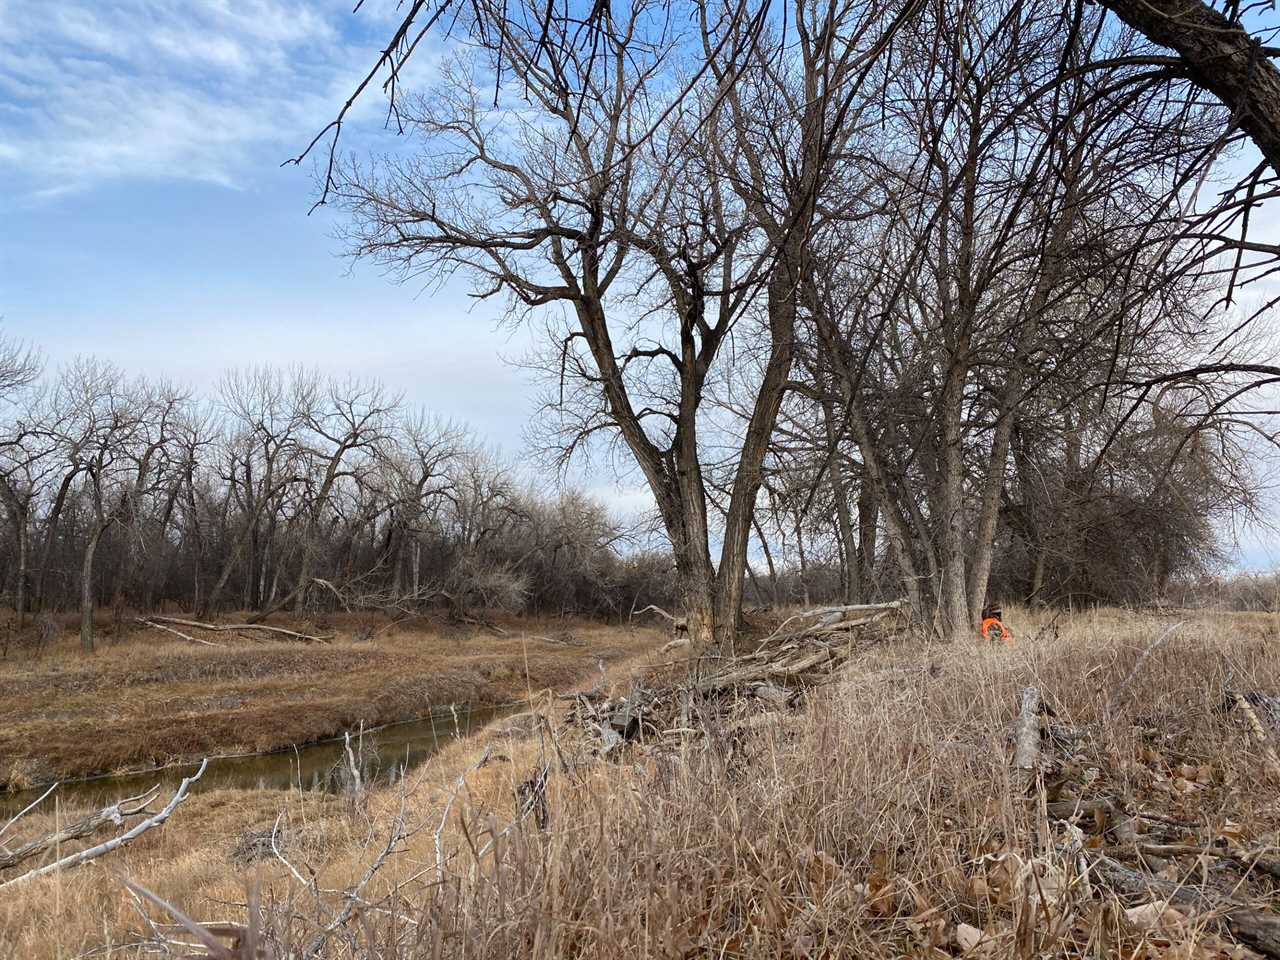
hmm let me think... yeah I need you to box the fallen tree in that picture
[139,616,332,644]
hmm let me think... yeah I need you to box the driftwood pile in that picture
[571,600,909,756]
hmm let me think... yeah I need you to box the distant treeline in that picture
[0,350,676,651]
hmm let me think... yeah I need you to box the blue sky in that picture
[0,2,558,452]
[0,0,1275,570]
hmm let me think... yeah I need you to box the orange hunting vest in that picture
[980,617,1014,645]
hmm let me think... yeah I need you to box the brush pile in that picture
[567,600,910,755]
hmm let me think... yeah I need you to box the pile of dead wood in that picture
[570,600,909,756]
[698,600,908,693]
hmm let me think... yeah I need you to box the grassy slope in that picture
[0,615,665,787]
[3,607,1280,958]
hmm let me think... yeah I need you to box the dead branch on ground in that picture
[0,784,161,872]
[136,617,222,647]
[1233,691,1280,781]
[0,759,207,889]
[1089,852,1280,957]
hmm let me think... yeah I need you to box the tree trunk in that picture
[856,488,878,601]
[938,350,971,638]
[1029,542,1047,606]
[821,395,860,604]
[80,525,107,653]
[753,517,781,606]
[34,471,76,611]
[15,511,28,627]
[201,532,249,618]
[0,487,30,627]
[712,259,798,652]
[794,514,811,607]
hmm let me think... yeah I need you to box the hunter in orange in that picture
[980,604,1014,645]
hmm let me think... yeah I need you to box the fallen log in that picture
[785,600,908,618]
[755,600,905,648]
[696,647,837,692]
[0,759,207,889]
[143,616,332,644]
[1130,842,1280,881]
[1234,692,1280,781]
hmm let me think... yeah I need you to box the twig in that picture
[435,746,492,882]
[0,780,59,843]
[632,604,678,623]
[303,789,411,958]
[343,730,364,794]
[1108,621,1186,712]
[115,874,233,959]
[270,811,314,892]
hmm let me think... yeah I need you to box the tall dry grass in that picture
[3,607,1279,958]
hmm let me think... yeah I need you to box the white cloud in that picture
[0,1,401,197]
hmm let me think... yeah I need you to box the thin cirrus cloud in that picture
[0,0,393,198]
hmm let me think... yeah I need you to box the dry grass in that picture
[0,613,663,788]
[3,606,1280,958]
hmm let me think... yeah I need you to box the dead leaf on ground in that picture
[1124,899,1187,931]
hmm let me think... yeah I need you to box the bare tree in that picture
[334,0,912,648]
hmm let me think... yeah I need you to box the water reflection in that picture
[3,704,512,814]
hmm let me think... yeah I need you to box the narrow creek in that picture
[3,703,516,815]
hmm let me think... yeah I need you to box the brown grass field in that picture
[3,606,1280,958]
